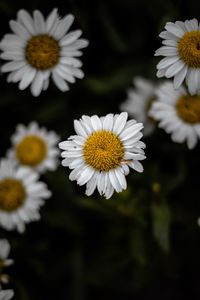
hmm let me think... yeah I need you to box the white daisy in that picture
[59,112,146,199]
[8,122,60,174]
[120,76,156,136]
[0,289,14,300]
[149,81,200,149]
[0,8,89,96]
[0,158,51,232]
[155,18,200,95]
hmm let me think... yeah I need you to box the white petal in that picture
[1,61,26,72]
[165,22,185,38]
[77,166,95,186]
[52,71,69,92]
[165,60,185,78]
[102,113,114,131]
[17,9,35,34]
[113,112,128,135]
[90,115,102,131]
[46,8,58,33]
[33,10,46,34]
[74,120,88,138]
[60,30,82,46]
[19,67,36,90]
[9,20,30,40]
[30,72,44,97]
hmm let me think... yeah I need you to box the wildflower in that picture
[59,112,146,199]
[120,76,156,136]
[8,122,60,174]
[155,19,200,95]
[149,81,200,149]
[0,8,88,96]
[0,158,51,232]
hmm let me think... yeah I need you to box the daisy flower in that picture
[120,76,157,136]
[8,122,60,174]
[0,158,51,232]
[0,8,89,96]
[149,81,200,149]
[155,18,200,95]
[0,289,14,300]
[59,112,146,199]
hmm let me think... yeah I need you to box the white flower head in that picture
[155,18,200,95]
[0,289,14,300]
[7,122,60,174]
[59,112,146,199]
[120,76,157,136]
[0,158,51,232]
[0,8,89,96]
[149,80,200,149]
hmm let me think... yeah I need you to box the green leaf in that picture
[151,201,171,253]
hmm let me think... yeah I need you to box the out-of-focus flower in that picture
[0,8,89,96]
[149,81,200,149]
[0,158,51,232]
[8,122,60,174]
[120,76,157,136]
[155,19,200,95]
[0,239,14,284]
[59,112,146,199]
[0,289,14,300]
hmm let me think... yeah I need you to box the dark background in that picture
[1,0,200,299]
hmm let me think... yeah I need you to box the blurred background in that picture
[1,0,200,299]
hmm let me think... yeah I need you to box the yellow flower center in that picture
[0,179,26,212]
[176,95,200,123]
[25,35,60,70]
[16,135,47,167]
[83,131,124,171]
[178,30,200,68]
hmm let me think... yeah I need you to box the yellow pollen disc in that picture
[83,131,124,171]
[0,179,26,212]
[178,30,200,68]
[16,135,47,167]
[176,95,200,124]
[25,35,60,70]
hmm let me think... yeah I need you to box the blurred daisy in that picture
[0,158,51,232]
[8,122,60,174]
[0,289,14,300]
[59,112,146,199]
[120,76,156,136]
[155,19,200,95]
[0,8,89,96]
[149,81,200,149]
[0,239,14,284]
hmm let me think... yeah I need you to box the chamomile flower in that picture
[0,8,89,96]
[0,289,14,300]
[0,158,51,232]
[155,19,200,95]
[149,81,200,149]
[120,76,156,136]
[59,112,146,199]
[8,122,60,174]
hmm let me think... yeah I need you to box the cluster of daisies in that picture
[0,10,200,297]
[121,18,200,150]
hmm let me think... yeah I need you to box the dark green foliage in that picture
[1,0,200,299]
